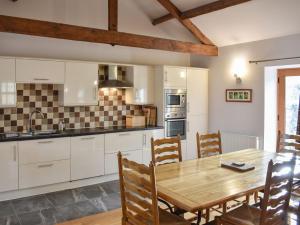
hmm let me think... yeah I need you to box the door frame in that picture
[277,68,300,133]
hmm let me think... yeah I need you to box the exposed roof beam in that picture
[0,15,218,56]
[108,0,118,31]
[153,0,252,25]
[156,0,214,46]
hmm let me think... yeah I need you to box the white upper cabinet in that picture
[125,65,154,105]
[59,61,99,106]
[16,58,65,84]
[187,68,208,115]
[164,66,187,89]
[0,57,16,107]
[0,142,18,192]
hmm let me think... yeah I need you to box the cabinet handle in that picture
[81,137,95,140]
[119,133,130,136]
[38,164,54,168]
[13,145,17,162]
[143,134,146,146]
[34,78,49,81]
[94,87,98,100]
[37,140,53,144]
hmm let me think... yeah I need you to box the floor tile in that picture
[89,198,106,212]
[0,201,15,217]
[45,189,87,207]
[18,212,43,225]
[55,205,83,221]
[40,208,66,225]
[0,216,20,225]
[76,184,106,199]
[74,201,99,217]
[12,195,52,214]
[100,180,120,195]
[101,192,121,211]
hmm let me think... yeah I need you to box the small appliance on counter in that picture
[126,115,146,127]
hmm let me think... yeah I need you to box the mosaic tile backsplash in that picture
[0,83,142,133]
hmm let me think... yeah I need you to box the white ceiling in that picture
[134,0,300,47]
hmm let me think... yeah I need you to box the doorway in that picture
[277,68,300,134]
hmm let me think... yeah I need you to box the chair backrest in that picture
[118,152,160,225]
[196,131,222,158]
[260,155,296,225]
[276,131,300,154]
[151,135,182,166]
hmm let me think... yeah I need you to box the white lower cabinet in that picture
[18,137,71,189]
[142,129,164,165]
[0,142,18,192]
[19,160,70,189]
[105,150,143,175]
[71,135,105,180]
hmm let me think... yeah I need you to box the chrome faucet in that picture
[29,110,45,133]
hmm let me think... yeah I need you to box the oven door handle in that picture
[165,118,186,122]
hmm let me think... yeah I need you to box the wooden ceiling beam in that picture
[108,0,118,31]
[0,15,218,56]
[156,0,214,46]
[153,0,252,25]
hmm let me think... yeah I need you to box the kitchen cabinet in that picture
[125,65,154,105]
[0,57,16,108]
[105,150,143,175]
[142,129,164,165]
[18,137,71,189]
[186,68,208,160]
[164,66,186,89]
[0,142,18,192]
[16,58,65,84]
[71,135,105,180]
[59,61,99,106]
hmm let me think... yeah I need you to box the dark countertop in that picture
[0,126,164,142]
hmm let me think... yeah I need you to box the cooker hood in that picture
[99,65,133,88]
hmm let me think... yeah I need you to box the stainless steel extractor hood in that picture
[99,65,133,88]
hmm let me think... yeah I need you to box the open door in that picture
[277,68,300,134]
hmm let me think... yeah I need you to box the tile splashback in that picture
[0,83,142,133]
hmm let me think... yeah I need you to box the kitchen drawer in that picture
[19,138,70,165]
[105,150,143,175]
[19,160,70,189]
[105,131,143,153]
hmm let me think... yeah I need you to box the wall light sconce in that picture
[232,57,247,85]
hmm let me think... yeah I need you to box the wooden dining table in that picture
[155,148,299,213]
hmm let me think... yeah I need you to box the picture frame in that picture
[226,89,252,102]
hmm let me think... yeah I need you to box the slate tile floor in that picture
[0,180,121,225]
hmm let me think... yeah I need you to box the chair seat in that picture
[218,204,261,225]
[158,208,191,225]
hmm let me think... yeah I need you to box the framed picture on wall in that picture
[226,89,252,102]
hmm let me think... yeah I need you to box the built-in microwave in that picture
[164,89,186,109]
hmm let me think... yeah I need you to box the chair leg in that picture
[222,202,227,213]
[254,192,259,203]
[205,208,210,223]
[196,210,201,225]
[246,194,250,204]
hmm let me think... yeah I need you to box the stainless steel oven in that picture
[165,89,186,109]
[165,118,186,140]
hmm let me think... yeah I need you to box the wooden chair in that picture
[118,152,190,225]
[216,155,296,225]
[196,131,222,158]
[151,135,182,166]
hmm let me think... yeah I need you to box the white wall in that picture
[191,33,300,147]
[0,0,192,66]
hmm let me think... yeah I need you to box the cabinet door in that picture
[105,150,143,175]
[187,68,208,115]
[164,66,186,89]
[61,62,99,106]
[0,57,16,107]
[0,142,18,192]
[186,115,208,160]
[125,66,154,105]
[16,58,64,84]
[142,129,164,165]
[71,135,105,180]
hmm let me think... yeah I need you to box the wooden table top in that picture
[155,149,280,212]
